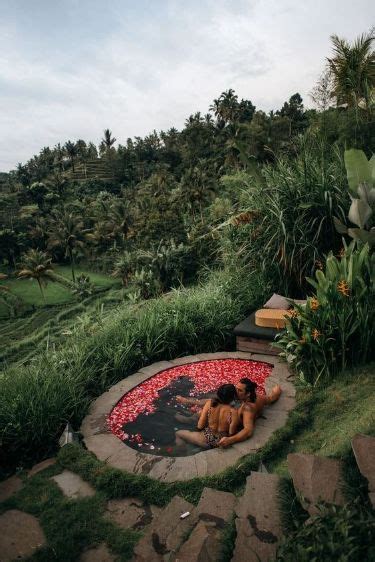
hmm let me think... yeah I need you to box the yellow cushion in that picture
[255,308,292,329]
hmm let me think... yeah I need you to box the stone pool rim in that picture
[80,352,296,482]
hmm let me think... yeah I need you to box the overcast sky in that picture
[0,0,373,172]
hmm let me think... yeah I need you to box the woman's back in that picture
[207,401,234,434]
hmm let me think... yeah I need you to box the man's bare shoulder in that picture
[242,403,256,414]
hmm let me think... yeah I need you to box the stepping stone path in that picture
[51,470,96,499]
[0,509,46,562]
[232,472,283,562]
[0,475,23,502]
[81,352,296,481]
[105,497,162,530]
[27,457,56,478]
[287,453,345,515]
[1,442,373,560]
[352,433,375,507]
[133,488,237,561]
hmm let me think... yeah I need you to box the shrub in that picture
[276,500,375,562]
[276,241,375,384]
[222,135,348,294]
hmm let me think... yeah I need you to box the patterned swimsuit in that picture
[203,405,232,448]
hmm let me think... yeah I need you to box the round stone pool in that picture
[107,359,272,457]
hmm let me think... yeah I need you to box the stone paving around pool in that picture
[81,352,296,482]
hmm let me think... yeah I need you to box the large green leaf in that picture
[369,154,375,183]
[348,198,372,228]
[348,228,375,247]
[358,183,375,205]
[344,149,371,194]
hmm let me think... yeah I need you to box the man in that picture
[218,378,281,448]
[176,378,282,448]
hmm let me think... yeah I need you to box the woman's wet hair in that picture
[211,384,237,407]
[239,377,257,403]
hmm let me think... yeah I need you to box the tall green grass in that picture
[222,136,349,294]
[0,267,268,467]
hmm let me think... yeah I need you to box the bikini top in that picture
[207,403,232,427]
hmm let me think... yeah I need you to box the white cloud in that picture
[0,0,373,171]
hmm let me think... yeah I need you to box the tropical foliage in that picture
[276,242,375,384]
[334,148,375,247]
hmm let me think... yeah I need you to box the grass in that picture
[0,290,124,368]
[0,464,140,561]
[0,265,120,310]
[270,362,375,475]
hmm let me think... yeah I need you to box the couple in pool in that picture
[175,378,282,449]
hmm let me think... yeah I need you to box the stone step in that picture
[287,453,345,515]
[232,472,283,562]
[173,520,222,562]
[104,497,162,531]
[351,433,375,508]
[51,470,96,499]
[194,487,237,529]
[132,495,196,561]
[0,509,46,562]
[171,487,237,562]
[0,474,23,502]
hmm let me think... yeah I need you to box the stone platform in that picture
[81,352,295,482]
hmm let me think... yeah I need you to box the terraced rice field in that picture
[0,289,128,367]
[0,268,125,368]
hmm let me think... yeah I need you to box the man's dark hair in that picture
[239,377,257,403]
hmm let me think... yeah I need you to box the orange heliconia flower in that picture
[310,297,320,311]
[337,279,350,297]
[312,328,321,341]
[290,309,299,318]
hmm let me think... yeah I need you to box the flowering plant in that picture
[275,241,374,384]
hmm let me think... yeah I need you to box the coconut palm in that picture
[47,209,85,282]
[101,129,116,150]
[111,252,134,286]
[327,30,375,108]
[17,249,55,300]
[64,141,78,172]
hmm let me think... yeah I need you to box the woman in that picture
[175,384,238,449]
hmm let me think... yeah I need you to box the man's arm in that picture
[263,385,282,405]
[219,406,255,448]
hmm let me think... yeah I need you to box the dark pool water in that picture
[123,376,215,456]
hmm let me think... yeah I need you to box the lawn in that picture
[0,265,120,309]
[270,363,375,475]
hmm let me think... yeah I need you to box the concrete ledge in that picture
[81,352,296,481]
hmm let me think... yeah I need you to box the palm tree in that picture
[210,89,239,126]
[47,209,85,282]
[111,252,134,286]
[107,199,132,242]
[17,249,55,300]
[100,129,117,158]
[327,30,375,108]
[102,129,116,149]
[65,141,78,172]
